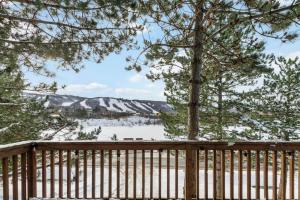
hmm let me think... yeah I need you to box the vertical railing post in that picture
[280,151,287,200]
[185,144,197,200]
[21,153,27,200]
[2,157,9,200]
[12,155,19,200]
[27,143,37,199]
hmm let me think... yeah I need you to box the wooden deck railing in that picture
[1,141,300,200]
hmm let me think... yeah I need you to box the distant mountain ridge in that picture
[24,92,172,116]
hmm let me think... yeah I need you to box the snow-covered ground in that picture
[77,117,166,140]
[78,117,161,128]
[42,116,168,141]
[99,125,166,140]
[41,116,283,142]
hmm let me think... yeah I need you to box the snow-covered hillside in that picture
[24,92,171,116]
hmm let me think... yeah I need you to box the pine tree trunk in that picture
[186,1,204,199]
[216,66,223,199]
[188,1,204,140]
[216,69,223,199]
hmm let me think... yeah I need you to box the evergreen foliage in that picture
[245,57,300,141]
[129,0,300,140]
[129,1,300,197]
[77,125,101,140]
[160,19,274,140]
[0,65,77,144]
[0,1,142,144]
[1,1,142,74]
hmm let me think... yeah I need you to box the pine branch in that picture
[8,0,112,11]
[149,42,194,48]
[0,103,25,106]
[9,0,140,15]
[208,2,300,40]
[43,123,71,140]
[0,38,115,45]
[0,14,134,31]
[0,123,20,133]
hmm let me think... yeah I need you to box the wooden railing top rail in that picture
[37,140,300,150]
[23,140,300,151]
[1,140,300,157]
[36,140,188,150]
[2,140,300,200]
[0,141,33,159]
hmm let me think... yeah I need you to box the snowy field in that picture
[45,117,168,141]
[99,125,166,140]
[78,117,166,140]
[44,116,294,142]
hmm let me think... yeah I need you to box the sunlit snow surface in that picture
[41,116,285,141]
[41,116,168,141]
[78,117,166,140]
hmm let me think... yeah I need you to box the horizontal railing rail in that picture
[36,140,300,150]
[0,141,33,159]
[1,140,300,200]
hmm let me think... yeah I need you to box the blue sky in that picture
[24,27,300,101]
[24,51,166,101]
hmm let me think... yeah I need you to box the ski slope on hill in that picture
[24,92,171,115]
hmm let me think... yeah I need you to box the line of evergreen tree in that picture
[0,1,142,144]
[127,0,300,198]
[244,57,300,141]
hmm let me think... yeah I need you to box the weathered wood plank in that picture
[36,140,300,151]
[230,150,234,200]
[12,155,19,200]
[21,153,27,200]
[247,151,251,200]
[2,157,9,200]
[27,147,37,198]
[264,150,269,200]
[92,150,96,198]
[67,150,71,198]
[256,150,260,200]
[238,150,243,200]
[42,151,47,198]
[273,151,277,200]
[50,150,55,198]
[59,150,63,198]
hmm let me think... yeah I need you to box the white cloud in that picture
[115,88,150,95]
[129,74,144,83]
[146,83,156,88]
[58,82,108,95]
[115,87,165,100]
[286,51,300,59]
[56,82,165,101]
[114,88,155,100]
